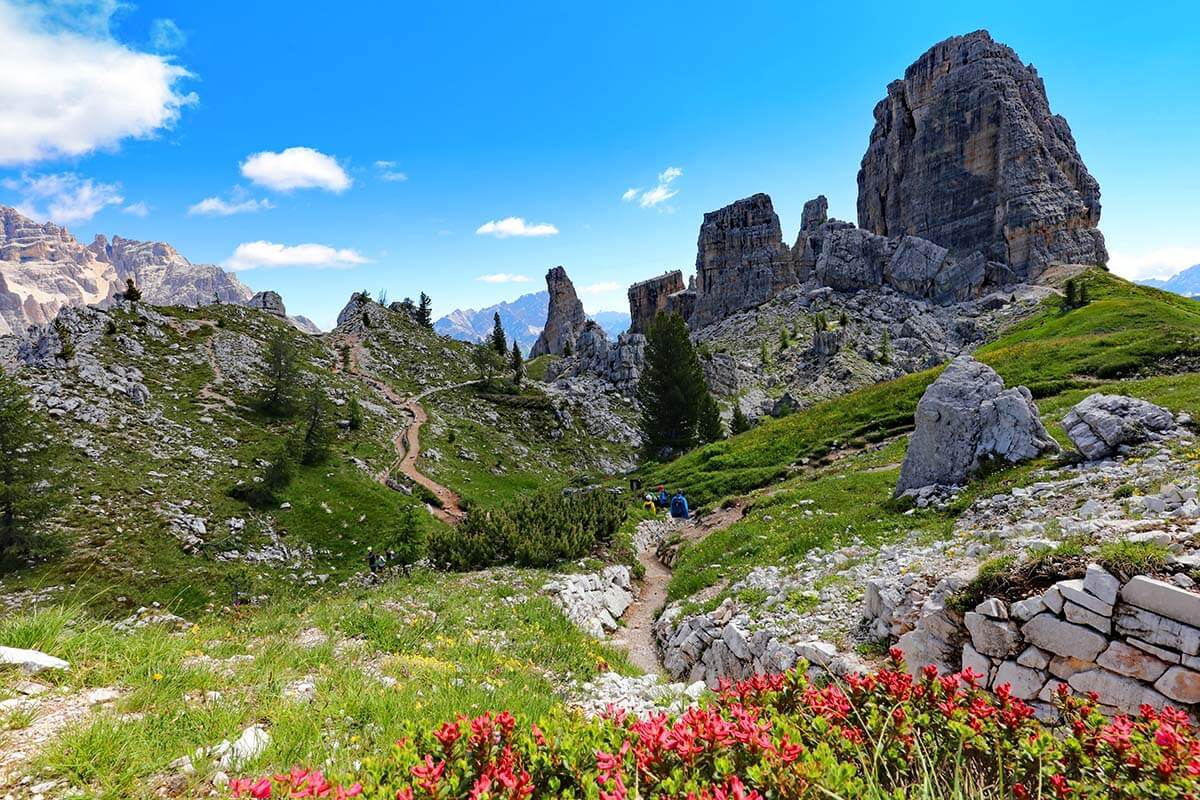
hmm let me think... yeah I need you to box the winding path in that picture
[613,503,747,674]
[333,334,476,525]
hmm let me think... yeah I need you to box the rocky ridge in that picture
[530,267,588,358]
[857,30,1107,280]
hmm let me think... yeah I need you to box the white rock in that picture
[217,725,270,770]
[0,646,69,674]
[1121,576,1200,627]
[1082,564,1120,607]
[1021,614,1107,662]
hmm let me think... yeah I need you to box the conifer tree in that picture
[1063,279,1077,311]
[698,394,724,443]
[510,341,524,386]
[260,328,299,416]
[347,396,364,431]
[0,372,58,557]
[563,339,573,357]
[298,383,333,465]
[417,292,433,328]
[1078,282,1090,306]
[390,505,427,571]
[637,312,712,455]
[879,329,892,365]
[124,278,141,304]
[491,312,507,354]
[839,310,849,327]
[730,404,752,435]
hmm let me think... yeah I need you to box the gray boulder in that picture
[895,355,1059,495]
[1062,393,1177,460]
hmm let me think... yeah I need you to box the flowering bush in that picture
[232,651,1200,798]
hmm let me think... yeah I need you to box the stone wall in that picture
[956,568,1200,716]
[628,271,685,333]
[543,566,633,638]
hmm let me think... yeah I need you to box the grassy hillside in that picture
[0,298,636,616]
[0,568,630,798]
[643,270,1200,506]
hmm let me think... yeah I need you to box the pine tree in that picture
[260,328,299,416]
[760,341,770,368]
[698,393,724,443]
[124,278,141,304]
[491,312,508,355]
[730,404,752,435]
[879,329,892,365]
[510,341,524,387]
[1078,282,1090,306]
[0,372,58,557]
[779,326,790,351]
[1063,279,1077,311]
[839,310,849,327]
[390,505,427,570]
[814,312,828,332]
[417,293,433,328]
[637,312,712,455]
[347,396,364,430]
[297,383,333,465]
[472,345,504,382]
[563,339,573,357]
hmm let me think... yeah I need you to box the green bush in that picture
[1099,540,1171,577]
[429,489,627,570]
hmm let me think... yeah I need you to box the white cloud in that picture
[188,188,274,216]
[240,147,351,193]
[580,281,621,294]
[1108,247,1200,282]
[374,160,408,182]
[622,166,682,209]
[122,201,149,217]
[224,241,370,271]
[477,273,530,284]
[149,18,185,51]
[475,217,559,238]
[2,172,124,223]
[0,0,197,165]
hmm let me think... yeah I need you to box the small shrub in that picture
[1113,483,1135,499]
[429,489,627,570]
[1099,539,1170,578]
[230,656,1200,800]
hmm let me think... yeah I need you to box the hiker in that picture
[656,485,670,510]
[367,547,380,575]
[386,548,396,566]
[669,490,690,520]
[642,493,656,513]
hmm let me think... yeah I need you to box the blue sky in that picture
[2,1,1198,329]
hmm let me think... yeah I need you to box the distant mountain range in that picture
[1140,265,1200,297]
[0,205,320,335]
[435,290,629,354]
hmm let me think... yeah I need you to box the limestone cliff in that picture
[857,30,1107,279]
[530,266,588,358]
